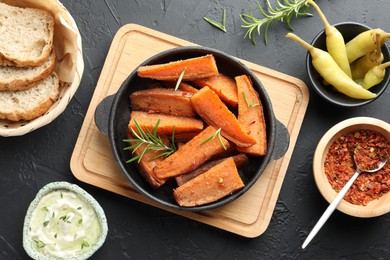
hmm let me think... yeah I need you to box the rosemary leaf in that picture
[134,120,147,140]
[136,146,150,163]
[217,130,227,150]
[123,142,143,153]
[149,150,174,161]
[203,8,227,32]
[201,131,216,145]
[201,128,227,150]
[153,119,160,136]
[126,154,142,164]
[171,126,176,151]
[240,0,312,45]
[174,68,186,91]
[243,92,259,108]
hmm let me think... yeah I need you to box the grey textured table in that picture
[1,0,390,259]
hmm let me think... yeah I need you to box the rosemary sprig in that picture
[240,0,312,45]
[201,128,227,150]
[123,119,177,163]
[174,68,186,91]
[243,92,259,108]
[203,8,227,32]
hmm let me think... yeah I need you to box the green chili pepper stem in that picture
[308,0,352,78]
[376,61,390,71]
[380,32,390,44]
[286,33,315,55]
[307,0,330,28]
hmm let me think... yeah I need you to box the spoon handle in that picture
[302,170,360,249]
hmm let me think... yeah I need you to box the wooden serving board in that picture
[70,24,309,238]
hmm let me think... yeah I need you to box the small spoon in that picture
[302,148,388,249]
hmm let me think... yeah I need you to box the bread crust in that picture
[0,51,57,91]
[0,72,60,121]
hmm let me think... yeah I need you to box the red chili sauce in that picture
[324,130,390,206]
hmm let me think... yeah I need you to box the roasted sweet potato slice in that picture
[193,74,238,107]
[236,75,267,156]
[209,143,238,161]
[174,132,201,142]
[190,87,256,147]
[137,54,219,81]
[153,126,230,179]
[163,81,199,93]
[129,111,204,136]
[129,142,166,189]
[175,153,249,186]
[173,157,245,207]
[130,88,196,117]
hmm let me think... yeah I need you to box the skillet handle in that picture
[94,94,115,137]
[271,119,290,160]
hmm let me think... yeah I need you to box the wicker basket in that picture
[0,0,84,137]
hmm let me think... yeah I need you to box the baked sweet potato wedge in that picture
[130,142,166,189]
[130,88,196,117]
[153,126,230,179]
[175,153,249,186]
[129,111,204,136]
[236,75,267,156]
[137,54,219,81]
[192,74,238,107]
[190,87,256,147]
[174,132,201,142]
[173,157,245,207]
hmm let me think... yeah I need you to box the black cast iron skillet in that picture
[95,46,290,212]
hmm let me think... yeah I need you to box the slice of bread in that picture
[0,72,60,121]
[0,51,57,91]
[0,2,55,67]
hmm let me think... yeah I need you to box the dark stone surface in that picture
[1,0,389,259]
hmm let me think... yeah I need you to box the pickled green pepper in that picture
[286,33,376,99]
[350,31,383,80]
[361,61,390,89]
[346,29,390,63]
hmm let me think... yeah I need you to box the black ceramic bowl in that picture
[95,46,289,211]
[306,22,390,107]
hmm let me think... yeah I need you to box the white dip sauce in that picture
[29,189,101,258]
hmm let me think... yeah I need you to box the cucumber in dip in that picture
[23,182,108,260]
